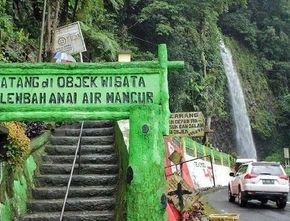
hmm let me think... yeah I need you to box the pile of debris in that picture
[166,173,206,221]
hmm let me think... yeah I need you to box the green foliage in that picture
[0,0,38,62]
[106,0,124,11]
[219,9,257,49]
[258,27,290,60]
[252,110,275,139]
[268,62,290,97]
[81,23,120,61]
[279,94,290,143]
[220,0,290,61]
[264,151,284,163]
[76,0,104,23]
[281,94,290,112]
[139,1,180,37]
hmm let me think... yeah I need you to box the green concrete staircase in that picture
[21,121,118,221]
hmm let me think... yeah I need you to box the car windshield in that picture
[251,164,283,176]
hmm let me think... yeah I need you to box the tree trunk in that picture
[44,0,60,61]
[60,0,69,25]
[72,0,79,22]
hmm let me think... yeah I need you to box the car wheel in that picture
[228,187,235,203]
[261,199,268,205]
[238,188,247,207]
[276,200,287,209]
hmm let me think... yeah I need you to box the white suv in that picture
[228,161,289,208]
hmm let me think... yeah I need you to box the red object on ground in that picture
[167,203,180,221]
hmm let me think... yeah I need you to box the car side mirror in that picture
[229,172,235,177]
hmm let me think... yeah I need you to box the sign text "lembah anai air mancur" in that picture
[0,75,155,105]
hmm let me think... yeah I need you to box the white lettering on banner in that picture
[184,154,231,188]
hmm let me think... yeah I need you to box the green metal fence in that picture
[177,137,235,168]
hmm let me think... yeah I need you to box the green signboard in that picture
[0,74,160,105]
[0,46,182,128]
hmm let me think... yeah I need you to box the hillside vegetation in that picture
[0,0,289,160]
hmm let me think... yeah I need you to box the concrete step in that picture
[50,136,114,145]
[53,127,114,137]
[40,163,119,175]
[35,174,118,187]
[23,120,118,221]
[28,197,115,213]
[45,145,114,155]
[21,210,114,221]
[59,121,114,129]
[32,186,116,200]
[42,154,117,164]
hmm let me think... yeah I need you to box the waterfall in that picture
[220,40,257,159]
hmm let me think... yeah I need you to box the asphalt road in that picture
[207,188,290,221]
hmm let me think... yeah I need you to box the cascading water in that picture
[220,40,257,159]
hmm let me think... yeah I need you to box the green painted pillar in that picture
[159,44,170,135]
[127,105,166,221]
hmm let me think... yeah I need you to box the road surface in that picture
[207,188,290,221]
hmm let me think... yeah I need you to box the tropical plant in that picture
[0,122,30,168]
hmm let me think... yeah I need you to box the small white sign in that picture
[53,22,86,55]
[284,148,289,159]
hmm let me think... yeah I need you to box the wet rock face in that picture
[211,117,235,153]
[21,121,118,221]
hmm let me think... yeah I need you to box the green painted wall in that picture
[127,105,166,221]
[0,131,50,221]
[13,175,28,216]
[114,123,129,221]
[0,200,11,221]
[0,158,35,221]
